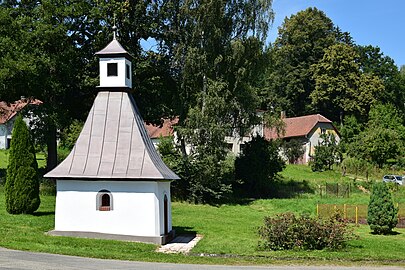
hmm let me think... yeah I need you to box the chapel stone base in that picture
[47,230,175,245]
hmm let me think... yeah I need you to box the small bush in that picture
[367,182,398,234]
[258,212,357,250]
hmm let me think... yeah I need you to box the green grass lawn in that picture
[0,150,46,169]
[0,164,405,265]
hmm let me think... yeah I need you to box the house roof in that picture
[145,118,178,139]
[95,38,132,59]
[264,114,335,139]
[0,98,42,125]
[45,91,179,180]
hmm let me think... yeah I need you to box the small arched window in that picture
[97,190,113,211]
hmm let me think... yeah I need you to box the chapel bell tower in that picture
[95,28,132,90]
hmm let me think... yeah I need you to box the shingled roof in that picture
[145,118,178,139]
[264,114,335,139]
[45,91,179,180]
[0,98,42,125]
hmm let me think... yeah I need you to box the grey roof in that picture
[45,91,179,180]
[95,38,132,59]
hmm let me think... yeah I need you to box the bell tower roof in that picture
[95,38,132,60]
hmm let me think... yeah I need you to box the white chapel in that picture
[45,32,179,245]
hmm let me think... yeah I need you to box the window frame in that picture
[97,190,113,211]
[107,63,118,77]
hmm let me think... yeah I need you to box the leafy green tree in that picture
[311,43,384,122]
[5,115,40,214]
[235,136,285,198]
[310,133,341,172]
[0,0,157,170]
[281,139,305,164]
[339,115,362,153]
[149,0,274,202]
[348,104,404,168]
[367,182,398,234]
[264,7,349,116]
[357,45,405,113]
[59,120,84,151]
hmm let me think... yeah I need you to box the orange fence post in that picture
[316,204,319,217]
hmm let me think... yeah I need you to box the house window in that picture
[97,190,113,211]
[107,63,118,76]
[321,128,326,134]
[126,64,130,79]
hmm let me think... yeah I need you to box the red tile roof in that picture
[144,118,178,139]
[0,98,42,125]
[264,114,334,139]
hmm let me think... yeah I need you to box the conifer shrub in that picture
[367,182,398,234]
[258,212,356,250]
[235,136,285,198]
[5,115,40,214]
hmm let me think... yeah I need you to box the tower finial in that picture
[112,15,117,40]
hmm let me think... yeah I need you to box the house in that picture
[264,114,340,164]
[0,98,42,149]
[45,32,179,245]
[144,112,265,156]
[146,113,339,165]
[145,118,178,148]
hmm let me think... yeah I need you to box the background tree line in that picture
[0,2,404,203]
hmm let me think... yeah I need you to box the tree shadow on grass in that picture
[0,168,6,184]
[33,211,55,217]
[370,230,401,236]
[269,177,315,199]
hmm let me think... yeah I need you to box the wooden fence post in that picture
[317,204,319,217]
[355,206,358,225]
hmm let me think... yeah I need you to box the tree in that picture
[357,45,405,114]
[311,43,384,122]
[367,182,398,235]
[5,115,40,214]
[281,139,305,164]
[310,133,341,172]
[235,136,285,198]
[264,7,350,116]
[0,0,156,171]
[147,0,274,203]
[348,104,404,168]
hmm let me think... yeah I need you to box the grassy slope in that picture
[0,164,405,265]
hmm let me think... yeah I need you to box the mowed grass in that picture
[0,150,46,169]
[0,163,405,265]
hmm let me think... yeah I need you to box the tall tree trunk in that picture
[46,125,57,172]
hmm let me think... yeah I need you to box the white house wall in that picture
[0,125,6,149]
[55,180,167,237]
[307,122,340,160]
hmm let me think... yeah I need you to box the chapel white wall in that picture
[55,180,166,237]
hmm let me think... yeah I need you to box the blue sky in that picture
[269,0,405,67]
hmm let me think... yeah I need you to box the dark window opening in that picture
[97,190,112,211]
[107,63,118,76]
[126,64,130,79]
[100,193,110,211]
[164,195,168,235]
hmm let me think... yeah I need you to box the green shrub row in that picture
[258,212,357,250]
